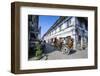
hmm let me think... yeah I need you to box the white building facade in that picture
[43,16,88,50]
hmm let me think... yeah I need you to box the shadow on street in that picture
[44,43,58,54]
[69,50,76,55]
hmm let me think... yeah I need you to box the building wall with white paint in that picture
[43,16,88,50]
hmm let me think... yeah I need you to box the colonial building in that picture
[42,16,88,50]
[28,15,41,58]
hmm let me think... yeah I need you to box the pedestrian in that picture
[41,40,46,53]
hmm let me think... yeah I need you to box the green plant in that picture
[35,42,42,59]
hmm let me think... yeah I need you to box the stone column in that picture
[81,37,84,50]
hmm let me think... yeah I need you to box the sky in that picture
[39,15,59,38]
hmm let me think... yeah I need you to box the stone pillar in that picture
[81,37,84,50]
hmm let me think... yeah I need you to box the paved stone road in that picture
[43,43,88,60]
[29,43,88,60]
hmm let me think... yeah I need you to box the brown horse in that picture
[66,36,73,48]
[54,38,63,50]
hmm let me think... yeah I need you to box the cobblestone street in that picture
[29,43,88,60]
[44,44,88,60]
[46,48,88,60]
